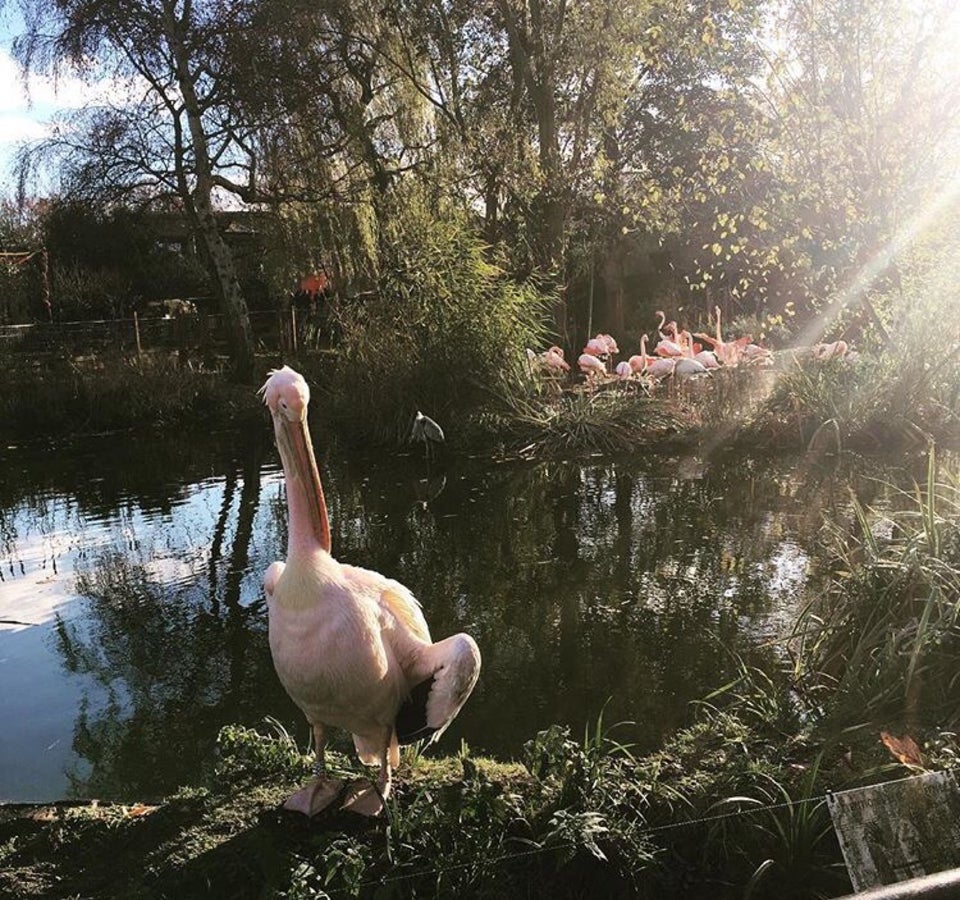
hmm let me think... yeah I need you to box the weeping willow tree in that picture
[222,0,445,293]
[10,0,259,380]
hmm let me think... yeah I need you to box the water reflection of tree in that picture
[318,452,820,758]
[36,433,939,797]
[52,438,289,799]
[1,430,274,523]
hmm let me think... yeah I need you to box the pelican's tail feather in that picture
[395,676,438,744]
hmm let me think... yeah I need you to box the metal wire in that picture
[315,770,941,896]
[0,310,319,356]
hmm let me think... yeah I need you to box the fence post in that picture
[133,311,142,356]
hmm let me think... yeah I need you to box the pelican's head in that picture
[259,365,330,552]
[261,365,310,422]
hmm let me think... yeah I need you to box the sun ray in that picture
[696,167,960,458]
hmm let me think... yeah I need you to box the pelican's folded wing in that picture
[396,634,481,745]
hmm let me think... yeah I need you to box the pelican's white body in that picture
[268,549,479,764]
[261,366,481,797]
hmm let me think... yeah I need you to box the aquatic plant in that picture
[793,447,960,734]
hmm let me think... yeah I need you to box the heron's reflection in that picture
[413,472,447,508]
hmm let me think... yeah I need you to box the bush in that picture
[328,193,551,445]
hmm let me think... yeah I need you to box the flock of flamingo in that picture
[528,306,853,388]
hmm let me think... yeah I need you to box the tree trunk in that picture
[163,2,255,383]
[497,0,568,334]
[601,251,625,338]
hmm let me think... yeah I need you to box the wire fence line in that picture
[316,770,939,897]
[0,308,328,361]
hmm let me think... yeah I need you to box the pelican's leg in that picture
[342,743,391,817]
[312,722,326,776]
[282,722,345,817]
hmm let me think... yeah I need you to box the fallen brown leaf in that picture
[880,731,924,768]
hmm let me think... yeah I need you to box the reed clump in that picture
[792,447,960,733]
[488,387,684,457]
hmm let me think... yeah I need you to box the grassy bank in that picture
[5,694,960,899]
[0,711,830,899]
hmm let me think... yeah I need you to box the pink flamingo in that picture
[598,333,619,356]
[693,328,752,367]
[652,314,685,357]
[655,310,672,340]
[636,334,676,380]
[812,340,848,361]
[678,328,718,369]
[694,348,719,369]
[583,336,609,358]
[647,356,677,380]
[674,330,710,377]
[578,352,607,378]
[542,345,570,372]
[628,334,652,374]
[742,342,773,365]
[261,366,481,818]
[615,360,633,380]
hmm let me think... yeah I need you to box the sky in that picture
[0,8,109,197]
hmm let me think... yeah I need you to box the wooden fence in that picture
[0,309,324,361]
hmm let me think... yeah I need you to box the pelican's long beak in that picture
[277,414,331,553]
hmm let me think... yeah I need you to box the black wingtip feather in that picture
[396,676,439,744]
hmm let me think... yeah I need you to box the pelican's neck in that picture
[276,417,332,558]
[286,473,331,558]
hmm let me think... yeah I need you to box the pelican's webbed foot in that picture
[282,777,346,817]
[339,779,386,817]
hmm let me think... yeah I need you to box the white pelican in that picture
[261,366,481,817]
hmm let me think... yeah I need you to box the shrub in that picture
[328,193,551,445]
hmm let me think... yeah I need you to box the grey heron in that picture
[410,410,445,458]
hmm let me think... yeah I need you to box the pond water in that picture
[0,427,922,803]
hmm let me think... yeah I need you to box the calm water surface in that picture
[0,428,918,802]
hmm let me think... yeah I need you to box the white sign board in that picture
[827,771,960,892]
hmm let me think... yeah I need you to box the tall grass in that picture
[0,354,263,439]
[793,447,960,733]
